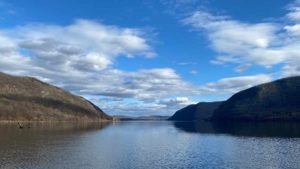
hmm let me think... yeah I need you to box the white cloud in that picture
[204,74,272,94]
[5,19,154,72]
[74,68,199,102]
[234,64,252,73]
[93,73,275,115]
[89,96,196,116]
[0,20,154,71]
[288,10,300,22]
[285,24,300,36]
[159,97,196,107]
[183,11,281,66]
[287,1,300,22]
[183,1,300,75]
[282,65,300,77]
[0,17,290,116]
[1,24,272,116]
[0,20,207,115]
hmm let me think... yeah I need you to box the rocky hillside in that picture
[212,76,300,121]
[169,102,223,121]
[0,72,112,121]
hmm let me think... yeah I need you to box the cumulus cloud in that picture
[108,97,196,116]
[74,68,199,102]
[0,20,153,73]
[87,96,196,116]
[0,19,284,116]
[5,20,153,72]
[159,97,196,108]
[203,74,272,94]
[93,73,273,116]
[183,1,300,75]
[0,20,207,115]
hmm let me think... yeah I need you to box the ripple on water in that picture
[0,121,300,169]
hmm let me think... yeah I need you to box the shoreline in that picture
[0,119,113,123]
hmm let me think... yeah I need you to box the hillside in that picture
[169,102,223,121]
[0,72,112,121]
[212,76,300,121]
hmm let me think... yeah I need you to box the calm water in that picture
[1,121,300,169]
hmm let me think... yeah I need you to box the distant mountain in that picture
[212,76,300,121]
[169,102,223,121]
[114,115,170,121]
[0,72,112,121]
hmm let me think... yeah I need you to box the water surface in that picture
[1,121,300,169]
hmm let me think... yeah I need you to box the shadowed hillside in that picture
[0,72,112,121]
[169,102,223,121]
[212,76,300,121]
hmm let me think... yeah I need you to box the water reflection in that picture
[173,121,300,138]
[0,121,111,133]
[0,122,112,146]
[0,122,112,169]
[1,121,300,169]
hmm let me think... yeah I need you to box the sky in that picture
[0,0,300,116]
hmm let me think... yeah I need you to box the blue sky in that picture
[0,0,300,116]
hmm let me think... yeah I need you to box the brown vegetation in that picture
[0,72,112,121]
